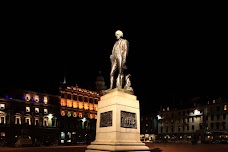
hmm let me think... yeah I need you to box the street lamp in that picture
[48,114,53,119]
[82,117,86,122]
[194,109,200,115]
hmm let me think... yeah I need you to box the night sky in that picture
[1,6,227,113]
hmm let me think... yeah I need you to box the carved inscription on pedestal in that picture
[100,111,112,127]
[121,110,137,128]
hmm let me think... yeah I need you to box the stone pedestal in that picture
[86,88,150,152]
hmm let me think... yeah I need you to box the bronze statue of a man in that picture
[109,30,129,89]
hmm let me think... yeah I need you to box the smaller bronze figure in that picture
[124,74,134,94]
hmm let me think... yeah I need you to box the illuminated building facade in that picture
[157,104,204,143]
[0,88,59,145]
[204,98,228,142]
[157,97,228,143]
[59,84,100,144]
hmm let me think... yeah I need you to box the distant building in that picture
[204,98,228,142]
[0,71,107,146]
[59,84,100,144]
[0,85,100,146]
[0,88,59,145]
[157,104,204,143]
[156,97,228,143]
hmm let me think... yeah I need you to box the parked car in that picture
[202,140,214,144]
[43,140,53,146]
[15,137,32,147]
[219,139,228,144]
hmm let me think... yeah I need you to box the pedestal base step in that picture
[86,142,150,152]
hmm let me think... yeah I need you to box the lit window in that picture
[43,117,48,126]
[224,105,227,111]
[44,96,48,104]
[44,109,48,114]
[60,99,66,106]
[79,102,83,109]
[213,100,215,103]
[0,116,6,124]
[35,95,39,102]
[35,118,39,126]
[25,94,30,101]
[61,110,65,116]
[67,132,71,139]
[35,108,39,113]
[67,111,71,117]
[89,114,93,119]
[0,104,5,109]
[73,112,77,117]
[61,132,65,139]
[0,132,5,136]
[25,117,31,125]
[67,100,72,107]
[15,114,21,124]
[79,112,83,118]
[26,107,30,112]
[73,101,77,108]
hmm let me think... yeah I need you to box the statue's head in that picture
[115,30,123,39]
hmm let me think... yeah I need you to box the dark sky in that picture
[1,6,227,112]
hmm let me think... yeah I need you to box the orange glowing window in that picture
[224,105,227,111]
[84,103,88,110]
[61,110,65,116]
[89,114,93,119]
[73,112,77,117]
[73,101,78,108]
[60,99,66,106]
[94,105,98,111]
[79,112,83,118]
[89,104,94,110]
[79,102,83,109]
[67,100,72,107]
